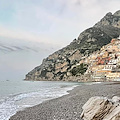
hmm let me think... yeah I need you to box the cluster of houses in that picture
[86,36,120,81]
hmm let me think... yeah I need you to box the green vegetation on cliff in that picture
[70,63,88,76]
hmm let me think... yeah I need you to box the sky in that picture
[0,0,120,80]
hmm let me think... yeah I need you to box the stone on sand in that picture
[81,96,120,120]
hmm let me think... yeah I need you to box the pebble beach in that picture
[9,82,120,120]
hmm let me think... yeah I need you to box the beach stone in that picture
[81,96,120,120]
[103,106,120,120]
[112,96,120,103]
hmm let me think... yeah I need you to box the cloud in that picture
[0,0,120,46]
[0,25,59,46]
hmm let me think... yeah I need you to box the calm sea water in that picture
[0,80,81,120]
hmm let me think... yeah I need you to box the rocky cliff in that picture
[25,10,120,81]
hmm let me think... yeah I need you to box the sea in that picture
[0,80,82,120]
[0,80,100,120]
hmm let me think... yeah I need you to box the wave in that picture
[0,84,77,120]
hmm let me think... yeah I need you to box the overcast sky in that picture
[0,0,120,46]
[0,0,120,80]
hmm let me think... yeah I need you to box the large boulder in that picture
[81,96,120,120]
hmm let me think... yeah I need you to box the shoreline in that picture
[10,82,120,120]
[0,81,79,120]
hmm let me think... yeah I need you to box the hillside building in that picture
[88,38,120,81]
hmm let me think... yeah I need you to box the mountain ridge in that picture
[25,10,120,81]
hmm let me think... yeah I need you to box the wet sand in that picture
[10,82,120,120]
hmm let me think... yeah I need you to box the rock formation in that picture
[25,10,120,81]
[81,96,120,120]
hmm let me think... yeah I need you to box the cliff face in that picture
[25,10,120,81]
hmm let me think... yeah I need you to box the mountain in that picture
[25,10,120,81]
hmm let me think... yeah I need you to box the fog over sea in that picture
[0,38,67,120]
[0,37,61,81]
[0,38,81,120]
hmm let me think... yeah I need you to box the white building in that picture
[103,65,116,71]
[108,59,118,65]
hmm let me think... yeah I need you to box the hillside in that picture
[25,10,120,81]
[83,37,120,81]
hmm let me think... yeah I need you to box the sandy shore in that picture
[10,82,120,120]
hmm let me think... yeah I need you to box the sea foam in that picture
[0,84,77,120]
